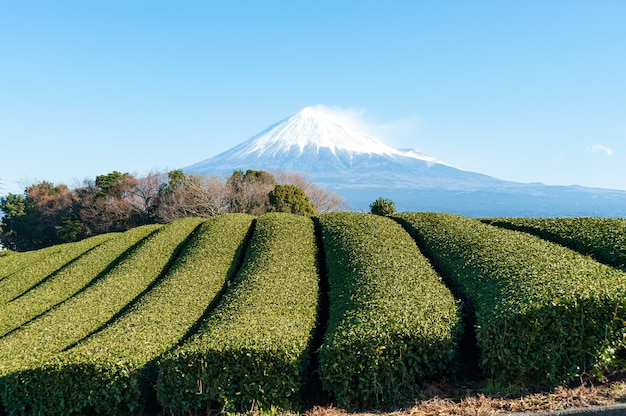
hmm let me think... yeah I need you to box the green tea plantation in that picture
[0,212,625,415]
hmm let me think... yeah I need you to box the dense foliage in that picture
[0,232,116,304]
[0,218,202,379]
[0,183,76,250]
[318,212,462,408]
[0,169,344,251]
[0,242,68,280]
[395,213,626,385]
[157,213,319,414]
[369,197,396,216]
[268,184,317,215]
[0,212,625,415]
[0,215,254,416]
[483,217,626,271]
[0,224,160,337]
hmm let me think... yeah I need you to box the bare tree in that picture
[226,170,276,215]
[154,173,229,222]
[129,171,167,223]
[76,172,142,235]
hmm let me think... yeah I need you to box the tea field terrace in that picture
[0,213,625,415]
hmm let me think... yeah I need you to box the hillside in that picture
[1,213,626,415]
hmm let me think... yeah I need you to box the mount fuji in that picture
[185,106,626,217]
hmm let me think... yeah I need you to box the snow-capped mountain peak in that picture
[237,105,439,163]
[184,106,626,216]
[185,105,447,180]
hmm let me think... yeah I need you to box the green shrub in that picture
[268,184,317,215]
[157,213,319,414]
[483,217,626,271]
[0,215,254,416]
[369,197,396,216]
[0,233,116,303]
[395,213,626,386]
[318,212,462,408]
[0,224,161,337]
[0,218,203,381]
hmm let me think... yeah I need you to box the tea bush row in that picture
[0,244,63,280]
[318,212,462,408]
[0,224,161,337]
[0,233,115,304]
[0,218,203,384]
[0,215,254,416]
[483,217,626,271]
[157,213,319,414]
[3,212,625,414]
[395,213,626,385]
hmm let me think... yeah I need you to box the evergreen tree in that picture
[268,184,317,216]
[0,182,76,251]
[369,197,396,216]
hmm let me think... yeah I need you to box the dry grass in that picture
[145,375,626,415]
[303,377,626,416]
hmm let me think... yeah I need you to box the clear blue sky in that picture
[1,1,625,195]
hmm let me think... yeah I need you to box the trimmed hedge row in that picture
[156,213,319,414]
[318,212,462,408]
[0,224,161,337]
[395,213,626,385]
[0,244,64,281]
[483,217,626,271]
[0,214,254,416]
[0,218,203,380]
[0,233,115,304]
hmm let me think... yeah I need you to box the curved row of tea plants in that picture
[0,232,115,304]
[483,217,626,271]
[0,224,162,337]
[0,218,203,379]
[0,212,625,415]
[318,213,462,408]
[395,213,626,385]
[0,243,65,281]
[157,213,320,414]
[0,214,254,416]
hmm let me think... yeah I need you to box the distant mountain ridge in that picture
[185,106,626,217]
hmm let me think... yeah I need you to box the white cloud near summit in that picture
[591,144,614,156]
[311,105,421,147]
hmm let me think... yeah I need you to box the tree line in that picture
[0,169,345,252]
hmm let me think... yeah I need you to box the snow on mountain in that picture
[186,105,501,189]
[185,106,626,217]
[185,105,450,177]
[235,105,438,162]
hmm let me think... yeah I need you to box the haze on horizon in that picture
[1,1,625,195]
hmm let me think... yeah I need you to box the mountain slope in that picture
[188,106,438,163]
[185,106,503,190]
[185,106,626,217]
